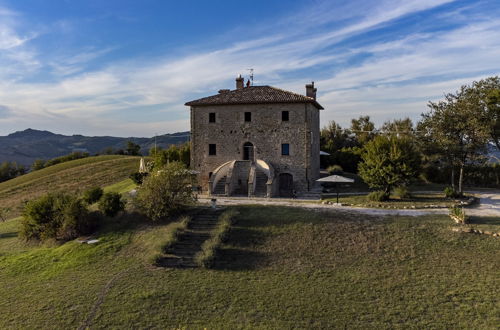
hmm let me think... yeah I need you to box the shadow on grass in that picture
[0,232,18,240]
[213,248,267,271]
[468,216,500,226]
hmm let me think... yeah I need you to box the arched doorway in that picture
[279,173,294,197]
[243,142,254,161]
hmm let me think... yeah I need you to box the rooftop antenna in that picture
[247,68,254,86]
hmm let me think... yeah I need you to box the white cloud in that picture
[2,0,500,136]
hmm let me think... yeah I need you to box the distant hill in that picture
[0,128,189,167]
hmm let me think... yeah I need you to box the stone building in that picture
[185,76,323,197]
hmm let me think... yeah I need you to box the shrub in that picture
[21,193,96,241]
[366,190,389,202]
[98,192,125,217]
[135,162,196,221]
[393,186,411,199]
[444,187,462,198]
[129,172,148,185]
[327,165,343,175]
[449,206,468,224]
[44,152,89,168]
[82,187,104,204]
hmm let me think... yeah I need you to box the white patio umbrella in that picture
[320,150,330,156]
[139,158,147,173]
[316,175,355,203]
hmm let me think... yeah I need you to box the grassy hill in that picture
[0,205,499,328]
[0,155,140,217]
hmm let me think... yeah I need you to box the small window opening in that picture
[244,112,252,122]
[281,143,290,156]
[209,113,216,123]
[209,144,217,155]
[282,111,289,121]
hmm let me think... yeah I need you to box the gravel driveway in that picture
[199,191,500,217]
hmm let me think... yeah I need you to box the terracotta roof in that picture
[185,86,324,109]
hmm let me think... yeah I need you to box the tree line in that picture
[321,76,500,198]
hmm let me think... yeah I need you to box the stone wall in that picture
[190,102,321,195]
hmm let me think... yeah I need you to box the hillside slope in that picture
[0,155,140,216]
[0,128,189,166]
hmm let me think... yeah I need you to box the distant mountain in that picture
[0,128,190,167]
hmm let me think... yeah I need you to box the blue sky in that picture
[0,0,499,137]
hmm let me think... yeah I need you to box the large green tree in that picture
[418,85,490,194]
[358,135,421,197]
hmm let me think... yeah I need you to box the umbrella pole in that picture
[336,182,339,204]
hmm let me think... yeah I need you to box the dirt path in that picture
[199,191,500,217]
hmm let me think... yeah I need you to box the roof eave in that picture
[185,100,324,109]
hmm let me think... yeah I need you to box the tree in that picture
[380,118,414,137]
[126,141,141,156]
[350,116,376,145]
[135,162,196,221]
[0,161,26,183]
[152,143,190,169]
[464,76,500,150]
[358,135,421,197]
[418,85,490,194]
[320,121,361,172]
[31,159,46,171]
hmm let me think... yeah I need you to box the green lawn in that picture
[1,206,499,328]
[324,193,472,209]
[0,155,140,217]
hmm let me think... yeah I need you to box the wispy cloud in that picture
[1,0,499,136]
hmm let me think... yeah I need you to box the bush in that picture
[135,162,196,221]
[449,206,468,224]
[366,190,389,202]
[98,192,125,217]
[82,187,103,204]
[444,187,462,198]
[129,172,149,185]
[327,165,343,175]
[393,186,411,199]
[21,193,97,241]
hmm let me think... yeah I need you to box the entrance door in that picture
[279,173,293,197]
[243,142,254,161]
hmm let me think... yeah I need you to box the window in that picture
[281,143,290,156]
[209,144,216,155]
[244,112,252,122]
[282,111,289,121]
[209,113,216,123]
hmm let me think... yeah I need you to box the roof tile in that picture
[185,86,323,109]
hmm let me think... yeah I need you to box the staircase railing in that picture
[208,160,234,196]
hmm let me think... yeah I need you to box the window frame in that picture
[209,112,216,123]
[244,112,252,122]
[282,111,289,121]
[209,144,217,156]
[281,143,290,156]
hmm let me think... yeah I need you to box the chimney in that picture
[305,81,317,100]
[236,74,244,90]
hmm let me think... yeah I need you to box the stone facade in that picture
[186,78,322,197]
